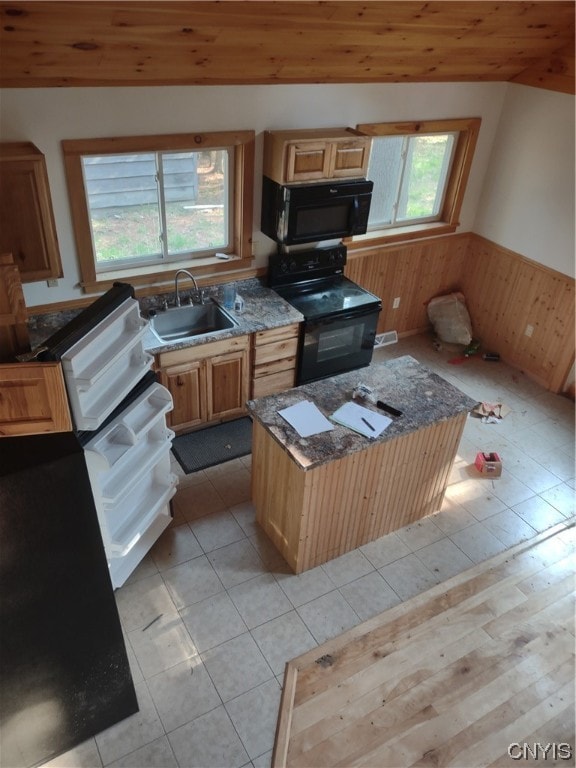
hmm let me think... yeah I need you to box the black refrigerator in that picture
[0,432,138,767]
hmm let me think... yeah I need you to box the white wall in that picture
[0,82,506,307]
[473,85,575,278]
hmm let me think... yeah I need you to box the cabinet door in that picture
[0,362,72,436]
[158,361,205,433]
[286,141,332,182]
[0,253,30,360]
[206,350,249,421]
[331,139,371,178]
[0,144,63,282]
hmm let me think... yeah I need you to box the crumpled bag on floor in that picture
[427,292,473,346]
[472,402,511,422]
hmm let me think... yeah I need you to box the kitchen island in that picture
[247,356,477,573]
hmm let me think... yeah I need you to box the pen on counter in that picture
[361,416,375,432]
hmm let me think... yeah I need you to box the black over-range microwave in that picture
[261,176,373,245]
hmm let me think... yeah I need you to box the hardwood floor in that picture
[273,522,575,768]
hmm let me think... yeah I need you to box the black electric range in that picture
[269,245,382,384]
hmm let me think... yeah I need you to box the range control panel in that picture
[268,245,347,287]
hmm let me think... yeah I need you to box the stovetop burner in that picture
[269,245,381,320]
[273,274,381,320]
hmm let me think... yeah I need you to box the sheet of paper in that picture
[331,401,392,438]
[278,400,335,438]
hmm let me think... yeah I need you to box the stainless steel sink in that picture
[149,302,239,343]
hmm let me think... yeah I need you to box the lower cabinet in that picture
[156,334,250,434]
[0,361,72,436]
[251,323,300,398]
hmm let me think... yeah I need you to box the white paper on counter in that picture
[278,400,335,438]
[331,401,392,438]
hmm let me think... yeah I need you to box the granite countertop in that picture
[247,355,477,470]
[27,277,303,353]
[139,278,302,355]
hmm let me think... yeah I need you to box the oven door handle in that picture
[311,305,381,325]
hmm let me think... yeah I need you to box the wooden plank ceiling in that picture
[0,1,574,93]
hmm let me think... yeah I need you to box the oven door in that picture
[298,306,380,384]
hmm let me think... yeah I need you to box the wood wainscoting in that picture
[346,233,575,393]
[252,411,468,574]
[462,235,575,394]
[345,234,469,337]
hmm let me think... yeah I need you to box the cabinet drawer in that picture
[253,355,297,379]
[252,369,296,399]
[254,337,299,366]
[254,324,300,346]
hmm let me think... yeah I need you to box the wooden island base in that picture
[252,412,468,574]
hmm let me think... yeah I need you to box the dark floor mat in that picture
[171,417,252,473]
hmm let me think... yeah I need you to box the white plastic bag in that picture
[427,292,473,346]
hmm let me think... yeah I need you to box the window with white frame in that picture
[82,149,232,271]
[355,118,481,244]
[367,132,456,229]
[63,131,254,292]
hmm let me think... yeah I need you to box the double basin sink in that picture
[148,301,239,343]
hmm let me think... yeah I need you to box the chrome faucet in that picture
[174,269,200,306]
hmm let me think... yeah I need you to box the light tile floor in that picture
[42,334,575,768]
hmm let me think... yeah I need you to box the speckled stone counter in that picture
[27,277,302,353]
[139,277,302,354]
[249,356,477,573]
[247,355,476,470]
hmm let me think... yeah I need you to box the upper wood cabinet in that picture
[263,128,371,184]
[0,142,63,282]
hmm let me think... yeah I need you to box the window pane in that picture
[366,136,404,228]
[366,132,456,230]
[82,154,161,267]
[164,149,230,255]
[397,134,455,221]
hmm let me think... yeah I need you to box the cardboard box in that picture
[475,451,502,477]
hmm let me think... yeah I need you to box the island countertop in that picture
[247,355,477,471]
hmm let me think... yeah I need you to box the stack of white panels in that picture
[84,382,177,589]
[60,297,153,430]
